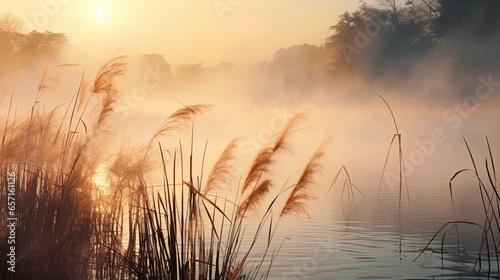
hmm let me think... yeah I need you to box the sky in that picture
[0,0,376,66]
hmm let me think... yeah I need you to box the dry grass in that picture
[415,136,500,276]
[326,165,363,202]
[203,138,240,196]
[0,57,326,280]
[237,179,273,218]
[375,92,409,206]
[241,113,304,196]
[280,138,329,218]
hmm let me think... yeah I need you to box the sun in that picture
[95,7,105,17]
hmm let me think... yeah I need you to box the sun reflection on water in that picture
[92,162,112,212]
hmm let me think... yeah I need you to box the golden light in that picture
[91,162,113,213]
[95,7,105,17]
[92,162,111,200]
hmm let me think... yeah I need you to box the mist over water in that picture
[2,1,500,279]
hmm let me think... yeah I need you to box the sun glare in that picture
[95,7,104,17]
[92,162,112,212]
[92,163,110,198]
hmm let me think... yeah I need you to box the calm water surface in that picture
[261,169,500,279]
[135,106,500,279]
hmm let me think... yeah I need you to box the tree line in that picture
[0,14,68,75]
[325,0,500,79]
[2,1,500,98]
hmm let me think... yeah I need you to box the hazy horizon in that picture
[2,1,500,279]
[0,0,377,67]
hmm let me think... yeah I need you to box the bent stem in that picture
[374,92,410,254]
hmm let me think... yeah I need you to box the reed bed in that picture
[415,136,500,277]
[0,58,327,279]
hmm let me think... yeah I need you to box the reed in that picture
[107,110,323,279]
[325,165,364,219]
[0,64,100,279]
[415,136,500,276]
[375,92,409,205]
[326,165,363,202]
[241,113,304,196]
[280,138,330,218]
[203,138,240,196]
[0,57,324,280]
[236,113,304,220]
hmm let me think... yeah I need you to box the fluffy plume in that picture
[280,138,330,218]
[38,64,80,93]
[96,94,116,128]
[92,55,127,94]
[272,113,305,153]
[203,138,240,195]
[150,104,211,142]
[237,179,273,218]
[91,55,128,127]
[241,113,305,195]
[241,146,273,195]
[144,104,211,159]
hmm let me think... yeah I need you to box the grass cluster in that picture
[0,57,327,279]
[415,137,500,276]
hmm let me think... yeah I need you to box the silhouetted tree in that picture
[19,31,68,65]
[0,14,69,75]
[283,69,317,93]
[378,1,434,61]
[435,0,500,38]
[0,13,24,33]
[0,14,25,74]
[326,1,434,77]
[0,31,23,74]
[326,3,385,74]
[272,44,328,73]
[137,53,172,78]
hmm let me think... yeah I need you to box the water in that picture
[260,171,494,279]
[262,169,500,279]
[5,72,499,278]
[138,103,500,279]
